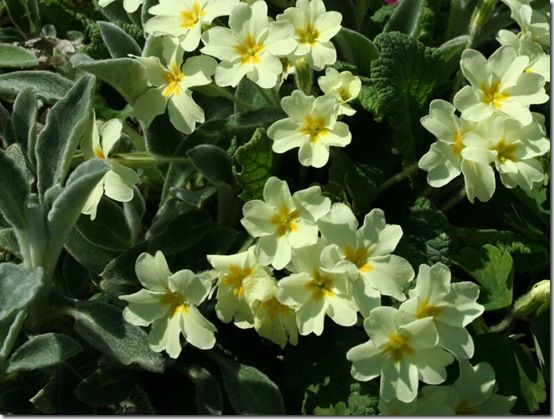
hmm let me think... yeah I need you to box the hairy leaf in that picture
[0,44,38,68]
[0,71,72,103]
[98,21,142,58]
[0,263,42,321]
[75,367,135,406]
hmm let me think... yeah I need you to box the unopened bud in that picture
[514,279,550,317]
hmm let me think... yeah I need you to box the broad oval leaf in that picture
[98,21,142,59]
[68,301,165,373]
[333,27,379,77]
[0,263,42,321]
[7,333,82,373]
[36,74,97,196]
[0,71,72,103]
[75,367,135,406]
[383,0,425,38]
[0,44,38,68]
[182,364,223,415]
[187,144,234,186]
[0,150,30,229]
[211,352,285,415]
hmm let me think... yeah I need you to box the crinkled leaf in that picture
[0,44,38,68]
[367,31,444,163]
[0,71,72,103]
[75,367,135,406]
[182,364,223,415]
[211,352,285,415]
[98,21,141,59]
[7,333,82,373]
[0,263,42,321]
[68,301,165,373]
[233,128,275,201]
[36,74,97,196]
[452,244,513,311]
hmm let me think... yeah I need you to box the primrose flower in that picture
[251,278,299,348]
[134,38,217,134]
[275,240,358,336]
[453,46,548,125]
[277,0,342,70]
[346,306,454,403]
[241,177,331,269]
[207,246,274,329]
[120,251,217,358]
[317,68,361,116]
[98,0,142,13]
[144,0,238,51]
[399,263,484,359]
[200,0,296,88]
[318,203,414,316]
[461,116,550,194]
[500,0,550,47]
[497,31,550,82]
[421,360,516,414]
[267,90,351,168]
[418,99,480,188]
[81,117,139,220]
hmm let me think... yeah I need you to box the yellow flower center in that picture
[180,1,206,29]
[343,245,372,272]
[455,399,477,415]
[270,206,300,237]
[235,34,265,64]
[493,138,518,163]
[452,131,464,156]
[297,22,319,45]
[159,291,189,317]
[382,333,414,362]
[480,81,509,108]
[300,115,328,143]
[415,299,443,319]
[260,297,293,319]
[222,265,253,297]
[162,63,185,97]
[94,147,105,159]
[305,271,335,301]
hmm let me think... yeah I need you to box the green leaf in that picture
[68,301,165,373]
[56,364,96,414]
[100,241,148,299]
[473,333,546,413]
[46,159,110,270]
[11,87,38,155]
[0,71,72,103]
[333,27,379,76]
[144,112,184,157]
[211,352,285,415]
[233,128,275,201]
[327,151,383,216]
[36,74,97,196]
[0,44,38,68]
[182,364,223,415]
[7,333,82,373]
[0,309,26,359]
[367,32,444,163]
[0,263,42,321]
[3,0,40,35]
[530,310,550,380]
[187,144,234,186]
[0,149,30,229]
[73,54,149,105]
[75,367,135,406]
[225,107,285,133]
[97,21,142,59]
[0,228,20,258]
[234,78,267,112]
[383,0,424,38]
[452,244,513,311]
[436,35,470,62]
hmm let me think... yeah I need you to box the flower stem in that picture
[378,163,419,193]
[205,84,255,111]
[440,186,466,213]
